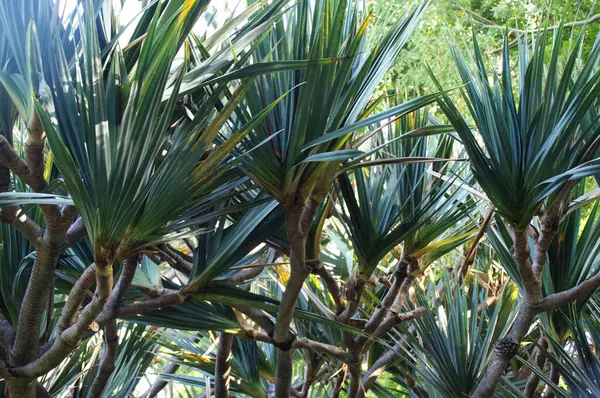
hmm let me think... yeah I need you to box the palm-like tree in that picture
[437,26,600,397]
[2,2,600,397]
[0,0,296,396]
[324,103,479,395]
[232,0,434,392]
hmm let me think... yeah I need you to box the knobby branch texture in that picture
[472,209,560,398]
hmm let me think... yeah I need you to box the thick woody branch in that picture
[273,199,319,343]
[0,134,46,192]
[0,319,15,351]
[87,319,118,398]
[544,362,561,398]
[239,330,349,362]
[117,292,185,318]
[532,211,560,278]
[313,265,344,315]
[135,285,176,298]
[64,217,87,248]
[96,257,138,324]
[332,366,347,398]
[226,266,264,284]
[56,265,96,333]
[361,335,409,393]
[538,271,600,311]
[0,207,43,246]
[337,271,366,322]
[473,211,560,398]
[510,227,536,291]
[11,206,76,367]
[358,256,417,345]
[157,244,192,274]
[273,198,319,396]
[300,355,316,398]
[35,382,52,398]
[56,256,136,345]
[13,258,113,378]
[0,163,9,193]
[371,307,424,343]
[25,113,46,187]
[215,332,234,398]
[524,337,548,398]
[347,359,363,398]
[235,306,275,335]
[457,206,495,285]
[39,279,55,345]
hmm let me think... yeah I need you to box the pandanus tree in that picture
[4,1,600,397]
[231,103,482,395]
[329,105,479,396]
[436,26,600,397]
[0,0,302,396]
[233,0,439,393]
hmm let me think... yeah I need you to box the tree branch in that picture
[332,366,347,398]
[64,217,87,248]
[11,206,76,368]
[457,206,495,285]
[0,134,46,192]
[215,332,234,398]
[532,211,560,278]
[141,362,181,398]
[538,270,600,311]
[87,319,118,398]
[347,358,363,398]
[0,319,15,351]
[452,2,600,35]
[117,292,185,318]
[226,266,264,284]
[13,252,113,378]
[544,362,561,398]
[372,307,424,341]
[273,198,319,396]
[337,272,366,322]
[481,13,600,33]
[24,113,46,189]
[357,256,417,346]
[56,265,96,333]
[0,207,43,246]
[157,244,192,274]
[300,354,316,398]
[235,306,275,335]
[362,335,408,392]
[473,210,560,398]
[524,337,548,398]
[313,264,345,315]
[239,330,349,362]
[0,162,9,193]
[96,256,138,324]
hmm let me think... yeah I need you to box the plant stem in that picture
[11,206,75,357]
[215,332,234,398]
[13,256,114,378]
[141,362,181,398]
[346,357,363,398]
[273,199,319,395]
[87,319,118,398]
[524,337,548,397]
[472,210,559,398]
[544,362,560,398]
